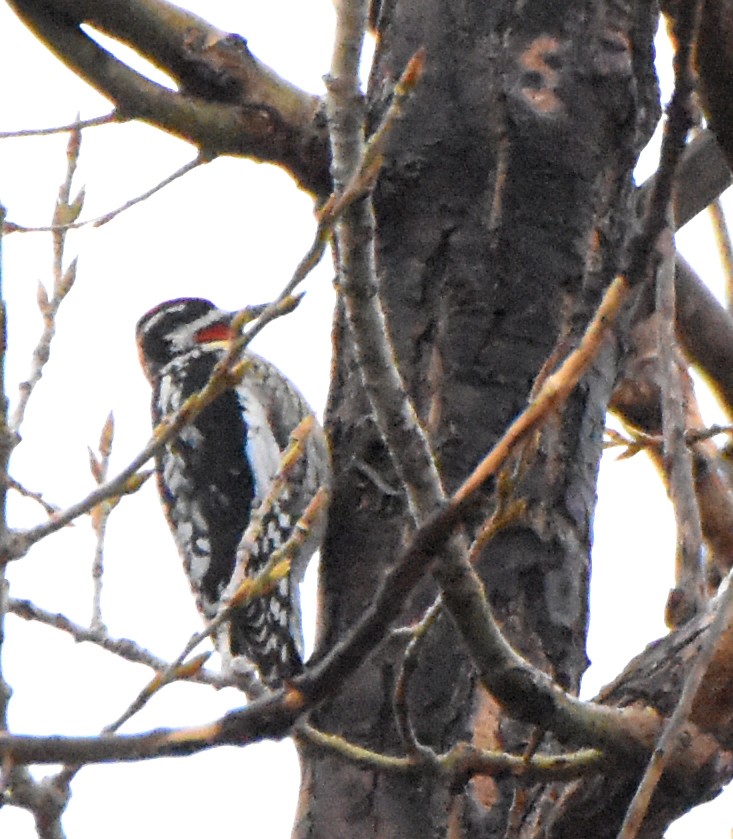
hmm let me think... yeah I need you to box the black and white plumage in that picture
[136,298,330,687]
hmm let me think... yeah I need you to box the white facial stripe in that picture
[142,302,189,334]
[169,309,228,353]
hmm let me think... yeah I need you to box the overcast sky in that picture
[0,3,731,837]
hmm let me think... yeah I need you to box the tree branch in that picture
[666,129,732,229]
[7,598,228,688]
[6,0,331,194]
[637,132,733,416]
[321,0,664,766]
[675,255,733,409]
[298,723,607,784]
[0,110,118,138]
[11,128,80,434]
[656,226,705,627]
[6,295,299,560]
[679,0,733,173]
[0,204,11,729]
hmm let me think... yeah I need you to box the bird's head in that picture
[136,298,234,382]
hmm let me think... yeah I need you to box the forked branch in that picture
[6,0,331,194]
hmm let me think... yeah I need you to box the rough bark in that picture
[7,1,733,838]
[516,610,733,839]
[301,2,674,838]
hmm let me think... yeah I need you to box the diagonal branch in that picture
[0,328,722,771]
[674,255,733,411]
[11,128,81,434]
[679,0,733,173]
[0,110,118,138]
[638,132,733,415]
[7,598,229,687]
[656,226,705,627]
[5,295,300,561]
[322,0,654,765]
[298,722,607,783]
[6,154,206,234]
[6,0,331,194]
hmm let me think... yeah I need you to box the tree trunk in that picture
[297,1,661,837]
[11,0,733,836]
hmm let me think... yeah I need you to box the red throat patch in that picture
[194,323,232,343]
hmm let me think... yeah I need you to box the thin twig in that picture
[318,49,425,228]
[326,40,438,524]
[706,197,733,311]
[0,709,600,769]
[100,653,214,736]
[617,579,733,839]
[88,412,115,634]
[627,15,702,288]
[297,722,604,782]
[324,0,636,758]
[104,421,328,728]
[6,477,62,517]
[393,599,442,760]
[656,224,704,627]
[6,597,230,688]
[0,144,84,839]
[0,111,119,139]
[271,56,425,318]
[0,202,11,730]
[11,258,77,433]
[605,423,733,452]
[107,434,328,726]
[6,296,299,560]
[11,128,81,434]
[53,124,82,265]
[6,155,207,235]
[451,275,630,508]
[616,0,706,834]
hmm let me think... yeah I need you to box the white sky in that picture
[0,2,731,837]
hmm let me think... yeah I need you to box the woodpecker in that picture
[136,298,330,687]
